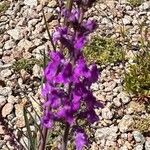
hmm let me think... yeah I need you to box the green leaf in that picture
[23,107,35,150]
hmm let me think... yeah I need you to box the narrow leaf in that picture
[23,107,35,150]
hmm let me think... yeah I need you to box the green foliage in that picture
[13,58,45,73]
[84,36,125,65]
[0,1,10,13]
[128,0,144,6]
[124,50,150,97]
[132,116,150,133]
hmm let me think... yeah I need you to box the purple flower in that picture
[53,27,68,42]
[88,64,99,83]
[56,63,73,84]
[44,90,61,109]
[69,9,80,23]
[74,58,90,80]
[75,129,88,150]
[44,52,64,81]
[41,2,102,149]
[57,105,74,125]
[74,36,86,50]
[86,110,99,123]
[42,112,54,128]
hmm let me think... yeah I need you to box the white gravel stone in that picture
[118,115,134,132]
[134,144,143,150]
[32,64,41,78]
[95,126,118,141]
[139,2,150,10]
[145,139,150,150]
[7,28,22,41]
[117,92,130,104]
[102,107,114,120]
[122,15,132,25]
[2,103,14,117]
[91,83,99,91]
[113,97,121,107]
[0,87,12,96]
[120,145,128,150]
[104,81,117,92]
[133,131,145,144]
[0,69,12,78]
[0,96,6,109]
[4,40,15,50]
[24,0,38,7]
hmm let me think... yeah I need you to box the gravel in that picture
[0,0,150,149]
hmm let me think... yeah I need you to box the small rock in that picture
[102,107,114,120]
[133,131,145,144]
[0,87,12,96]
[0,69,12,78]
[2,103,14,117]
[0,96,6,108]
[139,2,150,10]
[99,4,107,10]
[128,132,133,142]
[3,40,15,50]
[134,144,143,150]
[145,139,150,150]
[95,126,118,141]
[91,83,99,91]
[118,115,134,132]
[7,95,18,104]
[28,19,39,27]
[32,64,41,78]
[20,69,30,81]
[113,97,121,107]
[117,92,130,104]
[122,15,132,25]
[105,94,114,101]
[24,0,38,7]
[104,81,117,92]
[17,39,34,52]
[121,133,128,140]
[48,0,57,7]
[120,145,128,150]
[101,18,111,24]
[7,28,22,41]
[94,92,106,102]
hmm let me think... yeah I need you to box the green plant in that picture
[124,50,150,97]
[128,0,144,7]
[132,116,150,133]
[13,58,47,73]
[84,36,125,65]
[0,1,10,13]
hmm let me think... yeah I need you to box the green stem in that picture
[39,127,48,150]
[62,123,70,150]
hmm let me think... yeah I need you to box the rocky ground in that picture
[0,0,150,150]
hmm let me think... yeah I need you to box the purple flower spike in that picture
[41,1,102,150]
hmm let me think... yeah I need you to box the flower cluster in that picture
[41,0,103,149]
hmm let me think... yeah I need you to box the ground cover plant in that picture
[84,36,125,65]
[0,1,10,14]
